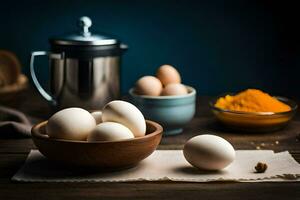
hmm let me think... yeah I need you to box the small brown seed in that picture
[255,162,268,173]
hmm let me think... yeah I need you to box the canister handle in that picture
[30,51,63,106]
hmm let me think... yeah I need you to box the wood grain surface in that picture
[0,87,300,200]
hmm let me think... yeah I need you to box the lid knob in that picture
[78,16,92,37]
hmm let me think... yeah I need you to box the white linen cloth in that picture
[12,150,300,182]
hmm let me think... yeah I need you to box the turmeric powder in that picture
[215,89,291,113]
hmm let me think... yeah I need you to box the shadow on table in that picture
[199,118,291,138]
[173,166,226,175]
[21,156,143,178]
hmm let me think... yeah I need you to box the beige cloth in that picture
[12,150,300,182]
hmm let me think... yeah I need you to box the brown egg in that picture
[135,76,163,96]
[161,83,188,96]
[156,65,181,86]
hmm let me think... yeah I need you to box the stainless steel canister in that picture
[30,16,127,110]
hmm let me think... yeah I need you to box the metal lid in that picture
[50,16,118,46]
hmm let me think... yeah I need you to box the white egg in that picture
[87,122,134,142]
[91,111,103,124]
[183,134,235,170]
[102,100,146,137]
[46,107,96,141]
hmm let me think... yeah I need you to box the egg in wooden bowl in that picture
[31,101,163,170]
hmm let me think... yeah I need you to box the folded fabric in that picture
[0,105,32,138]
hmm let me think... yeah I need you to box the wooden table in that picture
[1,88,300,199]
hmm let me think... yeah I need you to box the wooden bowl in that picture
[0,50,21,85]
[0,74,28,104]
[31,120,163,170]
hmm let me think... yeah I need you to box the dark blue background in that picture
[1,0,299,96]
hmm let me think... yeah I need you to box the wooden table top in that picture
[1,88,300,200]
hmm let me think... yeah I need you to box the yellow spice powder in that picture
[215,89,291,113]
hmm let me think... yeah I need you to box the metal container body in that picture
[50,56,120,110]
[30,17,126,110]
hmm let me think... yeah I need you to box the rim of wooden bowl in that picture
[0,74,28,94]
[31,120,163,144]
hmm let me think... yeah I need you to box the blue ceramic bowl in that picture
[129,86,196,136]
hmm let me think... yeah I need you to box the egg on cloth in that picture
[87,122,134,142]
[183,134,235,170]
[156,65,181,86]
[161,83,188,96]
[91,111,103,124]
[102,100,146,137]
[46,107,96,141]
[135,76,162,96]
